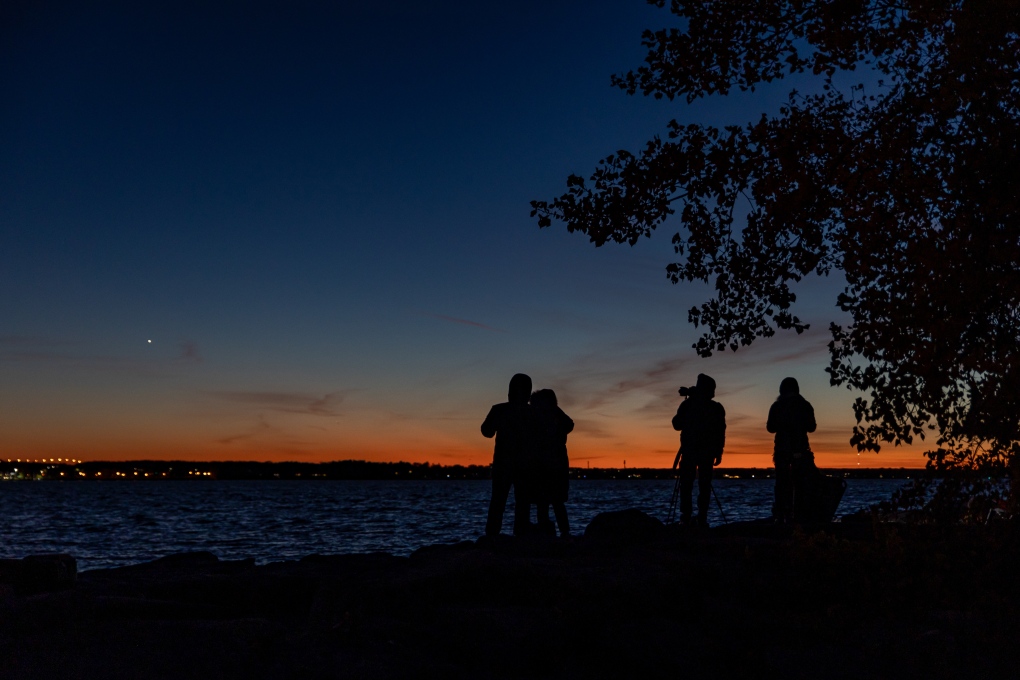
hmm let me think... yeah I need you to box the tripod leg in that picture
[711,482,728,524]
[667,460,681,524]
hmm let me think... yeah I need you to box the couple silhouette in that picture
[481,373,573,538]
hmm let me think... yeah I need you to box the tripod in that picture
[666,457,682,524]
[666,456,728,525]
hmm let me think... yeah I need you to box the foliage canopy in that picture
[532,0,1020,483]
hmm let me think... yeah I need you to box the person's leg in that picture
[678,455,696,523]
[536,502,555,536]
[512,483,531,536]
[552,502,570,537]
[537,502,551,524]
[696,460,713,526]
[773,459,793,523]
[486,470,512,536]
[791,456,815,522]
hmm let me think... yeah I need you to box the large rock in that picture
[0,554,76,592]
[583,508,666,545]
[2,529,1018,679]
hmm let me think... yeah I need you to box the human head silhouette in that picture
[508,373,532,403]
[780,377,800,396]
[531,388,557,408]
[696,373,716,399]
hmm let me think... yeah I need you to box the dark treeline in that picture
[0,460,490,481]
[1,459,928,481]
[575,467,924,480]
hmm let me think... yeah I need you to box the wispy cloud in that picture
[0,335,77,347]
[217,415,274,445]
[425,313,506,333]
[759,344,830,367]
[571,418,617,439]
[0,349,153,373]
[177,341,202,363]
[548,352,692,413]
[215,411,341,449]
[0,336,85,365]
[0,335,205,374]
[205,390,348,416]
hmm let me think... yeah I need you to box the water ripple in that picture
[0,479,907,570]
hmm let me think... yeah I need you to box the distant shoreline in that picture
[1,459,934,481]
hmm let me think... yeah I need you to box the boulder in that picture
[0,554,77,592]
[583,509,666,545]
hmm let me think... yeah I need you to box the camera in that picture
[678,386,696,397]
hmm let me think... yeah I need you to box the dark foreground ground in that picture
[2,511,1018,679]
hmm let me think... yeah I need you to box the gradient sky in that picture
[1,1,928,468]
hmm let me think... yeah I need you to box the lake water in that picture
[0,479,908,570]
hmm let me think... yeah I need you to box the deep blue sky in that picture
[0,1,923,466]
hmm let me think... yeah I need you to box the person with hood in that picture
[481,373,533,537]
[767,377,817,523]
[528,388,574,537]
[672,373,727,527]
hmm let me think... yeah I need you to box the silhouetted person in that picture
[672,373,726,527]
[528,389,573,537]
[767,377,817,523]
[481,373,533,537]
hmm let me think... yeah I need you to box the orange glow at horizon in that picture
[20,432,928,469]
[1,357,932,470]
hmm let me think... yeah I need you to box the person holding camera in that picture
[672,373,727,527]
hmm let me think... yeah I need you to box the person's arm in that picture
[714,404,726,466]
[557,408,575,435]
[481,405,500,438]
[805,401,817,433]
[672,401,688,431]
[766,401,779,433]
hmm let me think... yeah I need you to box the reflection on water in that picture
[0,479,908,570]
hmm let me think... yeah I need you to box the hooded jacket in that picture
[767,394,817,457]
[672,394,726,459]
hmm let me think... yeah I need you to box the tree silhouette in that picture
[532,1,1020,498]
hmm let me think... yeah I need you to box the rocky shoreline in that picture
[2,510,1017,679]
